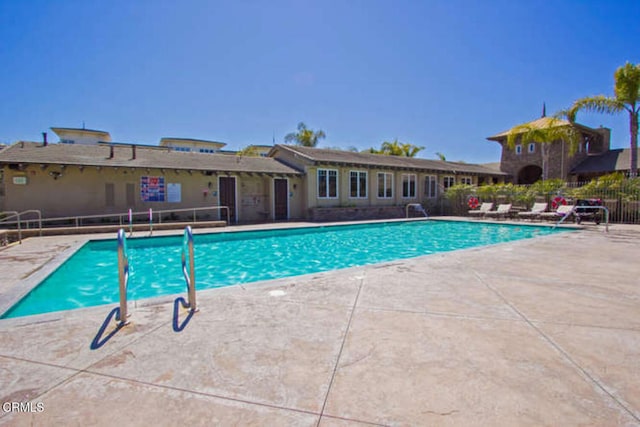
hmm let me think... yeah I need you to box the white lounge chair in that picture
[517,202,547,220]
[540,204,575,221]
[468,202,493,218]
[485,203,513,220]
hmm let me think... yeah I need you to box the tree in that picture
[566,62,640,176]
[284,122,326,147]
[367,139,424,157]
[505,117,582,181]
[435,152,446,161]
[236,145,260,157]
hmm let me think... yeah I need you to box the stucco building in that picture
[0,127,507,222]
[0,133,303,223]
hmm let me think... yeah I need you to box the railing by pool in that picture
[181,226,198,313]
[405,203,429,218]
[116,229,130,326]
[0,206,229,243]
[0,210,42,243]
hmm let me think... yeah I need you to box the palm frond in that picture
[614,62,640,108]
[569,95,624,118]
[504,118,581,154]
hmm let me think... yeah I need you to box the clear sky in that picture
[1,0,639,163]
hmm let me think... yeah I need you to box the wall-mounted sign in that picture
[167,183,181,203]
[12,176,27,185]
[140,176,165,202]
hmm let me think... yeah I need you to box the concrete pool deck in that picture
[0,219,639,426]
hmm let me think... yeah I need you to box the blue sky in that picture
[1,0,638,163]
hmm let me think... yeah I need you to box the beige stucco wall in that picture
[304,165,487,210]
[52,129,110,144]
[1,165,301,222]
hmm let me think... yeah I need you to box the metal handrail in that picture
[154,206,230,226]
[0,210,42,243]
[405,203,429,218]
[555,205,609,232]
[1,205,229,231]
[116,229,130,326]
[181,226,198,312]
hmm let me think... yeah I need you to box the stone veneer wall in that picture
[309,206,405,222]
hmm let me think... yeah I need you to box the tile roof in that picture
[273,145,506,175]
[0,142,302,175]
[571,149,631,174]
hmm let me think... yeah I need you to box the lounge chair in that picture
[484,203,513,220]
[517,202,547,221]
[540,204,575,222]
[468,202,493,218]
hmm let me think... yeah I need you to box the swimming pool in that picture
[2,220,570,318]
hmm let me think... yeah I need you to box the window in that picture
[443,176,455,190]
[377,172,393,198]
[460,177,472,185]
[349,171,367,198]
[60,139,75,144]
[105,183,115,207]
[425,175,437,198]
[528,143,535,153]
[174,147,191,152]
[199,148,216,154]
[317,169,338,198]
[515,144,522,155]
[402,174,416,198]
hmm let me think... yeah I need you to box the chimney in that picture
[42,132,48,146]
[131,144,136,160]
[109,145,114,159]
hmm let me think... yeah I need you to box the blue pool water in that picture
[2,220,570,318]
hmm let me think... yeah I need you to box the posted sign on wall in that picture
[140,176,165,202]
[167,183,181,203]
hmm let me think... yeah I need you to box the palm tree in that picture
[369,139,424,157]
[505,117,582,181]
[380,139,405,156]
[435,152,446,161]
[236,145,260,157]
[284,122,326,147]
[566,62,640,176]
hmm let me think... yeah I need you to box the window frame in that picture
[317,168,338,199]
[443,176,455,190]
[349,170,368,199]
[377,172,394,199]
[401,173,417,198]
[515,144,522,155]
[424,175,438,199]
[528,143,535,153]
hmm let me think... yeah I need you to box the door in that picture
[274,178,288,220]
[219,176,237,223]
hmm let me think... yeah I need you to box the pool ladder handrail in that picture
[116,229,130,326]
[181,226,198,312]
[405,203,429,218]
